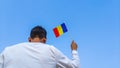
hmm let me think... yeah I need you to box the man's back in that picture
[0,42,80,68]
[1,42,57,68]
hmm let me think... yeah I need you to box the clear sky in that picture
[0,0,120,68]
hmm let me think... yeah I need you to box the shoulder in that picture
[5,42,28,48]
[2,42,28,53]
[49,45,63,55]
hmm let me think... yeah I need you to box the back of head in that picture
[30,26,47,39]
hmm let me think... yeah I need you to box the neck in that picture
[29,37,46,43]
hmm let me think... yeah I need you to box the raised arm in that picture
[50,40,80,68]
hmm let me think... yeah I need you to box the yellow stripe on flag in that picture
[57,25,63,35]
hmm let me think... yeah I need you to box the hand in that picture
[71,40,78,50]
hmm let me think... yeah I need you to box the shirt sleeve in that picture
[0,53,4,68]
[50,46,80,68]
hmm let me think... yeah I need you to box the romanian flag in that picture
[53,23,68,38]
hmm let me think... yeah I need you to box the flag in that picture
[53,23,68,38]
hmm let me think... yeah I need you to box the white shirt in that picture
[0,42,80,68]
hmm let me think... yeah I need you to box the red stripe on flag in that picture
[53,27,60,37]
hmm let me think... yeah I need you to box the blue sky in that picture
[0,0,120,68]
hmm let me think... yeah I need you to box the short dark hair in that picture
[30,26,47,39]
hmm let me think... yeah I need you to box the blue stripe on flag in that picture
[61,23,68,33]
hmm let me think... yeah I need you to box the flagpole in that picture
[68,31,73,41]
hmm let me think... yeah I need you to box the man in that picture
[0,26,80,68]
